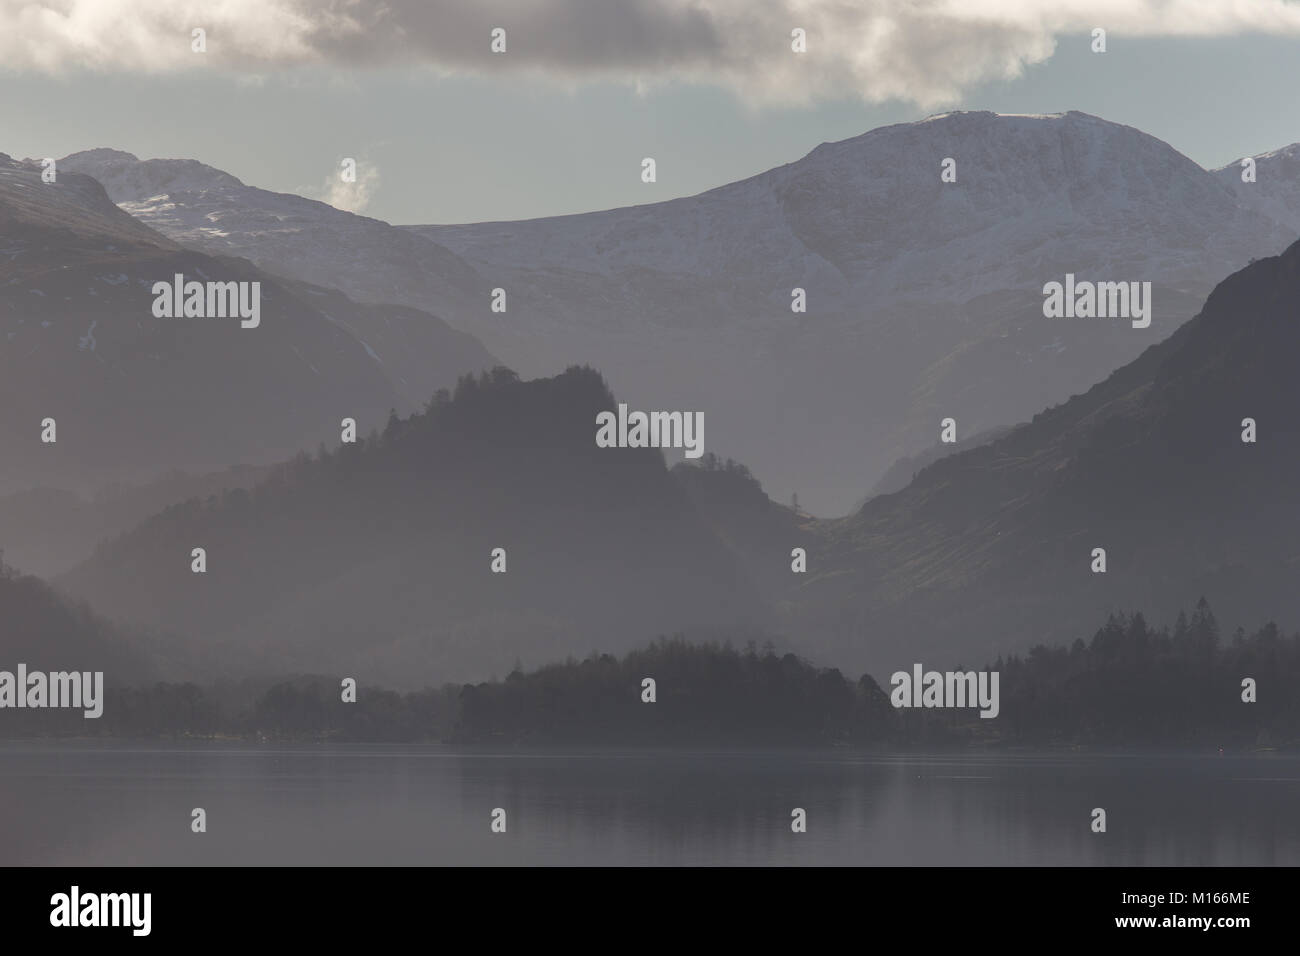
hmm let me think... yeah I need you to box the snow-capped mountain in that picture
[418,111,1284,305]
[1214,143,1300,236]
[63,114,1300,513]
[58,148,491,320]
[408,112,1299,512]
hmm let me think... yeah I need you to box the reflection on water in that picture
[1,742,1297,865]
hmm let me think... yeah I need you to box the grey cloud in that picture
[4,0,1300,107]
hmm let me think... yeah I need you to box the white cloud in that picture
[3,0,1300,107]
[320,161,379,214]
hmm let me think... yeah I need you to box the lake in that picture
[2,742,1297,865]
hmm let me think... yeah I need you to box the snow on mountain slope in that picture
[58,148,491,319]
[418,112,1281,301]
[1214,143,1300,236]
[61,114,1300,513]
[404,112,1300,512]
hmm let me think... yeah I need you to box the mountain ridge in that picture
[0,155,498,493]
[787,236,1300,673]
[58,365,766,688]
[53,111,1299,513]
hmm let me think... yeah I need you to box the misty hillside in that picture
[59,367,763,688]
[856,424,1014,505]
[670,454,813,599]
[786,237,1300,675]
[0,155,497,493]
[0,561,150,679]
[46,237,1300,689]
[64,115,1295,513]
[0,465,272,578]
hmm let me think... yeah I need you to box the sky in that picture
[1,1,1298,225]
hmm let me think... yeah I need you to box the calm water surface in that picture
[2,742,1297,865]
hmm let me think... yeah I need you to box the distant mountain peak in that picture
[60,149,245,200]
[1211,141,1300,234]
[919,109,1072,122]
[1214,141,1300,170]
[64,147,140,163]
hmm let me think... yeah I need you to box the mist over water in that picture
[4,742,1297,866]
